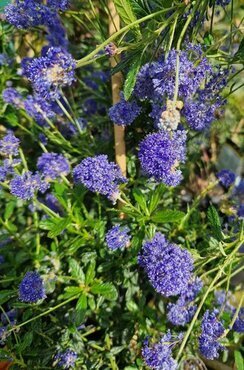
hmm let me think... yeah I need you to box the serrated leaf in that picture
[90,283,118,301]
[69,259,85,283]
[47,217,71,238]
[16,332,33,352]
[132,189,148,214]
[207,205,223,241]
[4,200,16,220]
[148,184,166,214]
[114,0,141,38]
[124,57,141,100]
[76,293,87,311]
[234,351,244,370]
[85,260,96,285]
[151,210,184,223]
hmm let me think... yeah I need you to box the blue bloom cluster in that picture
[105,225,130,250]
[198,309,225,359]
[19,271,46,303]
[109,94,141,126]
[37,152,70,180]
[22,47,76,100]
[10,171,49,200]
[138,129,187,186]
[0,159,15,182]
[47,0,69,11]
[138,233,194,296]
[233,308,244,333]
[217,169,236,188]
[54,349,78,369]
[73,155,127,203]
[24,95,56,126]
[0,132,20,157]
[167,277,203,326]
[2,88,23,109]
[142,331,179,370]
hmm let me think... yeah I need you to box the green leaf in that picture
[151,209,184,223]
[5,112,18,126]
[69,259,85,284]
[63,286,82,299]
[148,184,166,214]
[47,217,71,238]
[234,351,244,370]
[132,189,148,214]
[76,293,87,311]
[4,200,16,220]
[114,0,141,38]
[124,57,141,100]
[0,290,14,305]
[207,205,223,241]
[85,260,96,285]
[90,283,118,301]
[16,332,33,352]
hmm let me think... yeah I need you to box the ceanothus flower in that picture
[22,47,76,100]
[73,155,127,203]
[54,349,78,369]
[109,95,141,126]
[2,88,23,109]
[138,129,187,186]
[105,225,130,250]
[217,169,236,188]
[0,132,20,157]
[138,233,194,297]
[10,171,49,200]
[47,0,69,11]
[167,277,203,326]
[142,331,178,370]
[182,99,217,131]
[24,95,56,126]
[37,152,70,180]
[0,159,15,181]
[19,271,46,303]
[198,309,225,360]
[233,308,244,333]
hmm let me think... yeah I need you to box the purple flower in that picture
[42,193,63,214]
[216,0,231,6]
[0,159,15,181]
[73,155,127,203]
[104,43,117,56]
[167,277,203,326]
[214,290,235,313]
[138,233,194,297]
[54,349,77,369]
[134,62,158,100]
[47,0,69,11]
[2,88,23,109]
[24,95,56,126]
[142,331,178,370]
[183,99,217,131]
[0,132,20,157]
[19,271,46,303]
[217,169,236,188]
[1,309,17,326]
[233,308,244,333]
[198,309,225,360]
[10,171,49,200]
[105,225,130,250]
[109,95,141,126]
[138,129,187,186]
[22,47,76,100]
[37,152,70,180]
[0,53,11,66]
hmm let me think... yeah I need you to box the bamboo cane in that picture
[108,0,126,178]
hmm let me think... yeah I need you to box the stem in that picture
[76,6,178,68]
[176,239,244,361]
[221,295,244,338]
[7,295,79,334]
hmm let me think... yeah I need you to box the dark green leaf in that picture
[0,290,14,305]
[76,293,87,310]
[132,189,148,214]
[4,200,16,220]
[16,332,33,352]
[47,217,71,238]
[124,57,141,100]
[114,0,141,38]
[151,210,184,223]
[69,259,85,283]
[207,205,223,241]
[85,260,96,285]
[91,283,118,301]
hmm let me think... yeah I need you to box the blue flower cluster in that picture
[109,94,141,126]
[22,47,76,100]
[142,331,179,370]
[233,308,244,333]
[73,155,127,203]
[138,233,194,296]
[198,309,225,360]
[10,171,49,200]
[2,88,23,109]
[217,169,236,188]
[37,152,70,180]
[54,349,78,369]
[167,277,203,326]
[105,225,131,250]
[138,129,187,186]
[19,271,46,303]
[0,132,20,157]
